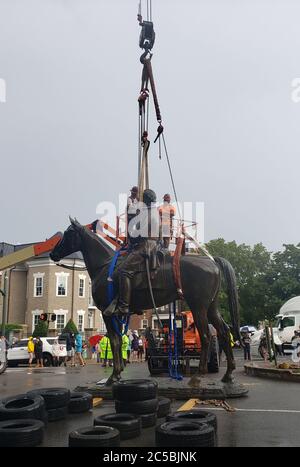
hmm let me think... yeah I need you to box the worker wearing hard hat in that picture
[158,194,176,249]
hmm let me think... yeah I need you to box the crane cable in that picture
[137,0,182,223]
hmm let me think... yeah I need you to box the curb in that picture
[244,363,300,382]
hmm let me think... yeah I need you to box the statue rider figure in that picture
[105,188,159,317]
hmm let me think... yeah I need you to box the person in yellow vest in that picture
[159,194,176,249]
[100,334,113,368]
[122,333,129,367]
[27,336,35,368]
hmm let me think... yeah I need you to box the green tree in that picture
[206,238,273,326]
[62,319,78,335]
[33,319,48,337]
[270,244,300,310]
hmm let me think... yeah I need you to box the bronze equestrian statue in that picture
[50,209,241,386]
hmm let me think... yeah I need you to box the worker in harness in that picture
[127,186,139,221]
[159,194,176,249]
[105,188,159,317]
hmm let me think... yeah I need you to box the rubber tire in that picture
[157,397,171,418]
[69,426,120,447]
[68,392,93,414]
[115,398,158,415]
[0,359,7,374]
[27,388,70,409]
[0,394,47,423]
[156,421,215,447]
[141,412,157,428]
[207,335,219,373]
[47,406,68,422]
[0,419,45,447]
[167,410,217,431]
[94,413,141,440]
[42,353,53,367]
[148,358,164,375]
[112,379,158,402]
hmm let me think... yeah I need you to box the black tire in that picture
[27,388,70,409]
[112,379,158,402]
[207,335,219,373]
[0,394,47,423]
[69,426,120,447]
[115,398,158,415]
[156,421,215,447]
[167,410,217,431]
[42,353,53,367]
[0,419,45,447]
[141,412,157,428]
[0,359,7,375]
[68,392,93,414]
[157,397,171,418]
[47,406,68,422]
[148,357,164,375]
[94,413,141,440]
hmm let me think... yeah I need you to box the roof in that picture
[0,241,84,261]
[279,297,300,314]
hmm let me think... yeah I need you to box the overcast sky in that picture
[0,0,299,251]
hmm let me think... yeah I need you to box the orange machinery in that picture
[147,311,219,375]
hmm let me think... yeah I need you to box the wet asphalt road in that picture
[1,350,300,447]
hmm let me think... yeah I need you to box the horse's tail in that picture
[214,257,242,345]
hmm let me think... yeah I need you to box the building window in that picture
[33,273,45,297]
[141,319,148,329]
[78,314,84,332]
[32,310,42,333]
[56,314,65,332]
[88,311,94,329]
[79,278,85,297]
[56,273,68,297]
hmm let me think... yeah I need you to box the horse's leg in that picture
[103,316,123,386]
[191,306,210,376]
[208,299,236,383]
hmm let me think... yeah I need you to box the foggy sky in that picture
[0,0,299,252]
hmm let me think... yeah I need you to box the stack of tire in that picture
[113,379,159,428]
[156,409,217,447]
[0,393,47,446]
[27,388,71,422]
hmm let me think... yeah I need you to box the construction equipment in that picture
[146,311,220,376]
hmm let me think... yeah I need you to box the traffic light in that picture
[39,313,48,322]
[51,314,56,322]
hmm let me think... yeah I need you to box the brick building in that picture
[0,242,106,337]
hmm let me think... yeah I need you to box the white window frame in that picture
[31,310,43,333]
[141,319,148,329]
[77,310,85,332]
[55,272,69,297]
[88,311,94,329]
[78,275,86,298]
[53,309,68,331]
[33,273,45,297]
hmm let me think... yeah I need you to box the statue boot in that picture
[116,274,131,316]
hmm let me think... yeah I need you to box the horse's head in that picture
[50,217,84,262]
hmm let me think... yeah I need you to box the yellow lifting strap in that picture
[138,138,150,196]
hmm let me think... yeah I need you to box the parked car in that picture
[7,336,67,367]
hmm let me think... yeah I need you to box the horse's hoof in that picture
[188,375,201,388]
[221,374,234,384]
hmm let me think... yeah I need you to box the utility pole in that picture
[0,271,8,337]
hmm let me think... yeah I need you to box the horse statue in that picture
[50,218,241,386]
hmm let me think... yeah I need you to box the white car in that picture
[7,336,67,367]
